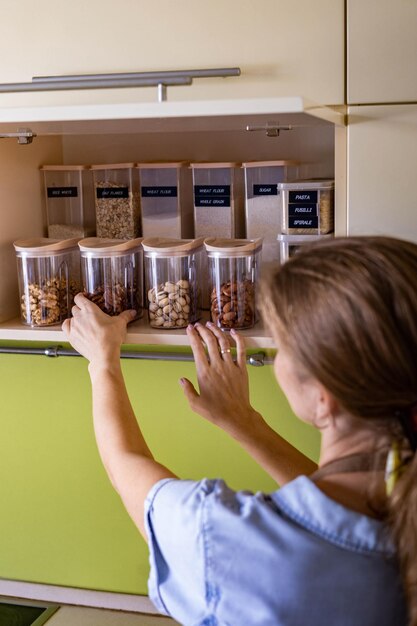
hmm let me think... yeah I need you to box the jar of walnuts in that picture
[204,238,263,330]
[78,237,144,319]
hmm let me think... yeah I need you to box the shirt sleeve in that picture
[144,477,214,622]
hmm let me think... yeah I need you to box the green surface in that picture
[0,343,319,594]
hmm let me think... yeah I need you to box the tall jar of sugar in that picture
[205,238,263,330]
[142,238,204,329]
[242,160,298,263]
[79,238,144,318]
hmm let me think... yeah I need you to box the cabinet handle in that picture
[0,67,241,103]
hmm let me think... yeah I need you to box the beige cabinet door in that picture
[0,0,344,107]
[348,0,417,104]
[347,104,417,242]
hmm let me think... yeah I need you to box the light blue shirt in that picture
[144,476,407,626]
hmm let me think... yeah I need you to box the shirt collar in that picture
[271,475,395,557]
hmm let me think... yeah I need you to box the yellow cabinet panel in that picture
[0,0,344,107]
[347,104,417,242]
[348,0,417,104]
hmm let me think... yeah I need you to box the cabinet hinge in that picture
[246,123,292,137]
[0,128,36,144]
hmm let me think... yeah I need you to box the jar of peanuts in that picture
[78,237,144,318]
[204,238,263,330]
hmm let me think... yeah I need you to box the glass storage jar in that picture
[205,238,262,330]
[142,237,203,329]
[137,162,193,239]
[41,165,95,239]
[91,163,140,239]
[190,162,245,239]
[277,233,334,264]
[79,238,143,318]
[279,179,335,235]
[14,238,81,327]
[242,160,298,263]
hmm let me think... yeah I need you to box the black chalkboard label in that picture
[47,186,78,198]
[97,187,129,199]
[141,186,178,198]
[288,203,317,216]
[289,215,319,229]
[253,184,278,196]
[194,185,230,196]
[289,190,318,203]
[195,196,231,207]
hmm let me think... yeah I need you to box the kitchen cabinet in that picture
[0,93,334,608]
[347,0,417,104]
[347,104,417,242]
[0,96,345,340]
[0,0,344,106]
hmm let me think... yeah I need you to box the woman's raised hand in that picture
[62,293,136,366]
[180,322,261,436]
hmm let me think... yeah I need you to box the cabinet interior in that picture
[0,107,341,346]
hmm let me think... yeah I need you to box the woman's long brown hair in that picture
[259,236,417,624]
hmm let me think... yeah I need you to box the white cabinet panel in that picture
[347,104,417,242]
[348,0,417,104]
[0,0,344,107]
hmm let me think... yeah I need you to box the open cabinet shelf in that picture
[0,96,346,346]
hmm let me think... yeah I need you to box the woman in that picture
[62,236,417,625]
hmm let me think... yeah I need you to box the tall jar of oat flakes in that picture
[14,238,81,327]
[205,238,263,330]
[142,237,204,329]
[91,163,141,239]
[79,238,144,319]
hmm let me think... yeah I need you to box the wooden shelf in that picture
[0,313,275,349]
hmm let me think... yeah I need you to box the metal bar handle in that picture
[32,67,241,83]
[0,345,270,365]
[0,67,241,103]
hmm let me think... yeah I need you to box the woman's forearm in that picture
[226,410,318,485]
[88,360,153,465]
[87,360,176,538]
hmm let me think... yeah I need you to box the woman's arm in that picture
[62,294,176,539]
[180,323,317,485]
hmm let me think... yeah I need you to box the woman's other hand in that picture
[62,293,136,366]
[180,322,262,437]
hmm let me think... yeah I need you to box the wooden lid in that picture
[40,165,87,171]
[136,161,187,169]
[90,163,135,170]
[78,237,144,253]
[142,237,204,256]
[204,238,263,255]
[14,238,81,254]
[241,160,299,168]
[190,162,240,169]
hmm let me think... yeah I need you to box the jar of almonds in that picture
[14,238,81,327]
[79,237,144,318]
[204,238,263,330]
[142,238,204,329]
